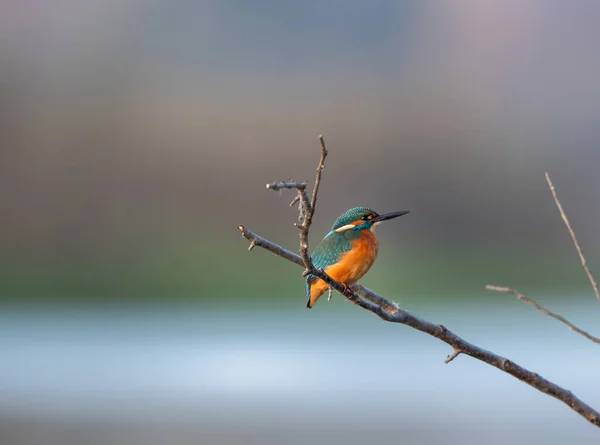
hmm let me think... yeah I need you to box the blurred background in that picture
[1,0,600,443]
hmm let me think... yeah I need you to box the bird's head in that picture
[331,207,410,233]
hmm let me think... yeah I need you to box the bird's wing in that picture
[305,231,358,293]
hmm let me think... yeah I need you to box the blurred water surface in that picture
[1,298,599,445]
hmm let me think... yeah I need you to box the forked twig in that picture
[266,135,330,289]
[488,173,600,345]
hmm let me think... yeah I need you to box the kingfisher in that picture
[305,206,409,308]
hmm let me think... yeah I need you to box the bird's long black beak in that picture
[372,210,410,223]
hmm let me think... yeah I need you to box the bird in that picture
[305,206,409,308]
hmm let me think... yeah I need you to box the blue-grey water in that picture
[1,297,599,445]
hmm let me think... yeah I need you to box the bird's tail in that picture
[306,277,326,309]
[306,276,315,308]
[306,291,319,309]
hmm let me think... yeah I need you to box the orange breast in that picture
[324,230,379,285]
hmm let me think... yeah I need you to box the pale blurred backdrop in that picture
[1,1,600,444]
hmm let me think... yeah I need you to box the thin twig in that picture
[238,225,600,428]
[486,285,600,344]
[310,134,328,213]
[445,349,462,364]
[545,172,600,303]
[238,225,302,265]
[266,181,308,191]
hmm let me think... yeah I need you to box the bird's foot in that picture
[341,283,353,297]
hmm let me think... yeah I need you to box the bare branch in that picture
[545,172,600,303]
[238,225,302,265]
[486,285,600,344]
[238,225,600,428]
[238,136,600,428]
